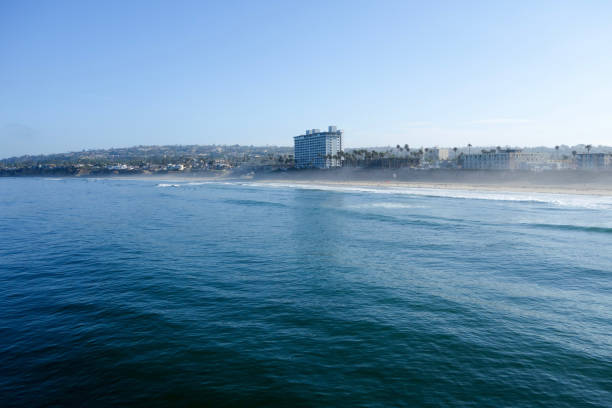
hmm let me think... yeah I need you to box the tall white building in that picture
[294,126,343,168]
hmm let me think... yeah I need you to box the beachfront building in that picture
[575,153,612,169]
[424,147,449,162]
[544,159,573,170]
[294,126,343,168]
[463,149,548,170]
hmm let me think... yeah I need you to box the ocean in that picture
[1,177,611,407]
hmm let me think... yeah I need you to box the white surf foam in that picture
[156,183,182,188]
[150,180,612,210]
[245,182,612,210]
[350,202,427,210]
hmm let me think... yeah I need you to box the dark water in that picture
[1,178,611,407]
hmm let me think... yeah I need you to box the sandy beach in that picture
[106,171,612,196]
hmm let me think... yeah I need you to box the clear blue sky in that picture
[1,0,611,157]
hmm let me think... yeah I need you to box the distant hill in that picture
[1,144,293,165]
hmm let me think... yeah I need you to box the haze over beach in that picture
[1,2,612,407]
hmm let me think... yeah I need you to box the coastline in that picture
[5,171,612,196]
[251,179,612,196]
[97,173,612,196]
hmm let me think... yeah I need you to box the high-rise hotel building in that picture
[294,126,343,168]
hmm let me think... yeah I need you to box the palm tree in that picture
[468,143,472,155]
[378,151,386,168]
[453,147,458,160]
[586,144,592,154]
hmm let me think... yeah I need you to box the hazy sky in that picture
[2,0,612,157]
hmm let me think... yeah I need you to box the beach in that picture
[108,168,612,196]
[253,179,612,196]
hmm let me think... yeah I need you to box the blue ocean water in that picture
[1,177,611,407]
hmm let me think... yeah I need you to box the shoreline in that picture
[4,173,612,196]
[111,174,612,196]
[251,179,612,196]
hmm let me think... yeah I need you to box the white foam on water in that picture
[244,182,612,210]
[149,180,612,210]
[156,181,237,188]
[350,202,427,210]
[156,183,182,188]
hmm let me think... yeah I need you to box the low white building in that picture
[425,146,448,162]
[575,153,612,169]
[463,149,548,170]
[167,164,185,171]
[107,164,131,170]
[424,147,449,162]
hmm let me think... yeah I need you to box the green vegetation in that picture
[0,144,294,176]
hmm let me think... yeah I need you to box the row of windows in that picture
[294,139,342,167]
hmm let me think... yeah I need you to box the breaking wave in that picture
[156,183,182,188]
[245,182,612,210]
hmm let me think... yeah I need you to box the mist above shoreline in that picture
[254,168,612,188]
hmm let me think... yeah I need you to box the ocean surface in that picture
[1,177,611,407]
